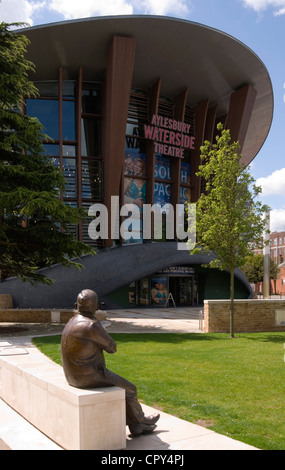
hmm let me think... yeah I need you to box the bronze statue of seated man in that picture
[61,289,160,436]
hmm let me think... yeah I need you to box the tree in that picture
[189,123,269,337]
[242,254,264,284]
[0,22,94,285]
[242,254,280,294]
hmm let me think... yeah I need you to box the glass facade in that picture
[26,80,104,248]
[26,98,60,140]
[26,81,194,251]
[127,267,198,307]
[25,80,197,306]
[123,93,148,243]
[154,155,171,206]
[123,93,193,245]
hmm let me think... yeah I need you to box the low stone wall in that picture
[204,299,285,333]
[0,294,13,309]
[0,309,75,324]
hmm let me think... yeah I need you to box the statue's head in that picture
[76,289,98,315]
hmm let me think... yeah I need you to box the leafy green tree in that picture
[189,123,269,337]
[242,254,280,294]
[242,254,264,284]
[0,22,94,285]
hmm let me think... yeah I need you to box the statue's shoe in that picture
[142,413,160,425]
[129,422,157,437]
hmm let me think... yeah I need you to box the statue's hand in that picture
[95,309,107,322]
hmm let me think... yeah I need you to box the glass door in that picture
[169,277,194,306]
[179,278,193,306]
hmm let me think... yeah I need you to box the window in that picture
[62,81,75,99]
[42,144,60,156]
[62,101,76,141]
[82,83,101,114]
[82,159,103,201]
[34,81,58,97]
[64,200,79,239]
[154,155,171,206]
[123,153,147,243]
[81,118,102,157]
[123,93,149,244]
[26,98,59,140]
[26,79,104,250]
[180,153,191,204]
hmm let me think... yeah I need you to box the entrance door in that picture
[169,277,194,306]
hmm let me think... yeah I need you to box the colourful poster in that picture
[150,277,168,305]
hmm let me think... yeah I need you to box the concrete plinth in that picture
[0,348,126,450]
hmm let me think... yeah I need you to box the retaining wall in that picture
[0,308,74,324]
[204,299,285,333]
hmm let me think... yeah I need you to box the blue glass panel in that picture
[82,160,103,200]
[42,144,60,155]
[81,118,102,156]
[26,99,59,140]
[62,81,75,98]
[62,158,76,198]
[180,186,191,204]
[63,145,76,157]
[49,156,76,198]
[125,131,146,159]
[155,155,171,181]
[62,101,76,141]
[154,182,171,206]
[180,161,191,203]
[180,161,191,185]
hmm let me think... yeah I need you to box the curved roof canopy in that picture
[21,15,273,164]
[0,243,252,308]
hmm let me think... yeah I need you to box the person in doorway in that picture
[61,289,160,436]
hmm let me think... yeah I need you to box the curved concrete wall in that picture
[0,242,252,309]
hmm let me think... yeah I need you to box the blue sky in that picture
[1,0,285,231]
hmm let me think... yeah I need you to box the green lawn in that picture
[33,332,285,450]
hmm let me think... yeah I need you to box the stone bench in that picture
[0,345,126,450]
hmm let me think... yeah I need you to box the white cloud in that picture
[257,169,285,231]
[0,0,191,25]
[0,0,45,25]
[256,168,285,196]
[48,0,133,19]
[48,0,190,19]
[275,6,285,13]
[135,0,190,16]
[269,209,285,231]
[240,0,285,15]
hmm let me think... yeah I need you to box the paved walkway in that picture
[0,307,258,451]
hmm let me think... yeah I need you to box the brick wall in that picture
[0,294,13,309]
[0,309,75,324]
[204,299,285,333]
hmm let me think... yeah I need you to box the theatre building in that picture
[1,16,273,309]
